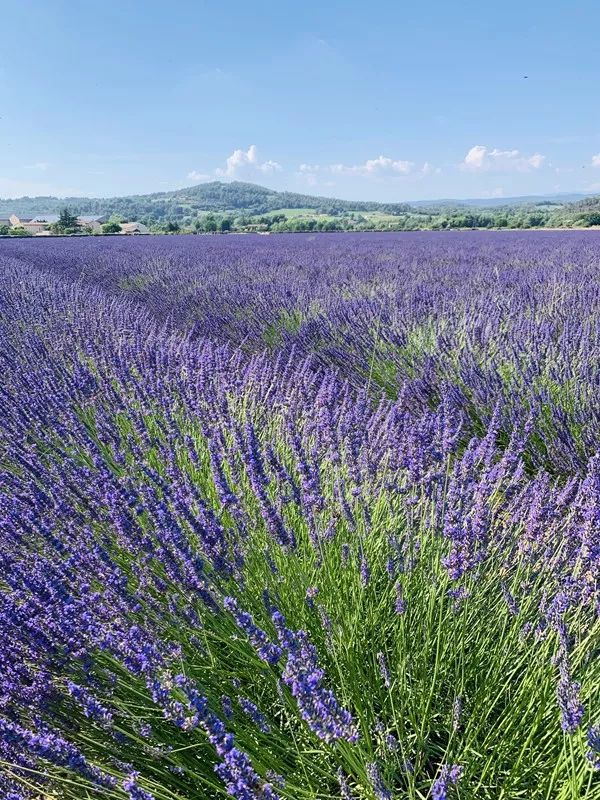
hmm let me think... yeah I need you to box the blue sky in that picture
[2,0,600,202]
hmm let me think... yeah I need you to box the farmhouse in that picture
[9,214,33,227]
[3,213,148,235]
[7,213,108,234]
[79,215,108,232]
[24,215,59,235]
[120,221,149,234]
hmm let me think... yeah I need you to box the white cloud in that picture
[187,170,211,182]
[421,162,441,176]
[592,153,600,167]
[215,145,282,178]
[297,155,437,184]
[24,162,49,171]
[330,155,414,177]
[527,153,545,169]
[463,145,545,172]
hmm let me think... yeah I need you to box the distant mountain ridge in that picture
[411,192,591,208]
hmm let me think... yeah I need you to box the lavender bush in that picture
[1,233,600,798]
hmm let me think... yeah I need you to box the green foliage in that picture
[577,211,600,227]
[0,225,9,235]
[102,221,122,234]
[8,226,32,237]
[1,182,600,231]
[195,213,218,233]
[50,207,81,235]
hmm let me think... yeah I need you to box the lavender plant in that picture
[1,234,600,799]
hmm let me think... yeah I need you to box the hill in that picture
[0,181,414,224]
[1,181,600,232]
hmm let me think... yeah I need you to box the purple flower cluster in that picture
[123,772,157,800]
[224,597,283,665]
[237,696,271,733]
[0,719,116,789]
[186,692,280,800]
[272,610,358,743]
[587,726,600,770]
[367,762,391,800]
[2,232,600,798]
[431,764,463,800]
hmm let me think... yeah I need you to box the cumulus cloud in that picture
[592,153,600,167]
[463,145,545,172]
[216,145,281,178]
[421,162,441,176]
[298,163,321,174]
[297,155,438,184]
[187,170,211,182]
[330,155,414,176]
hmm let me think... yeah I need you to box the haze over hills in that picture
[410,192,591,208]
[1,181,600,231]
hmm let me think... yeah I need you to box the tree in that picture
[59,208,79,229]
[51,208,80,234]
[196,214,217,233]
[9,226,32,237]
[579,212,600,227]
[164,221,180,233]
[102,221,122,234]
[0,225,9,235]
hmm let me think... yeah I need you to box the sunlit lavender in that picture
[1,231,600,799]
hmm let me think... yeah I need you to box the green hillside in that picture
[1,181,600,232]
[0,181,413,224]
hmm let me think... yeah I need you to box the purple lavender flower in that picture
[556,659,584,733]
[224,597,282,665]
[66,681,113,727]
[238,696,271,733]
[377,651,392,689]
[341,543,350,566]
[265,770,285,788]
[359,553,370,587]
[221,694,234,720]
[337,767,355,799]
[500,582,520,616]
[123,773,156,800]
[272,610,358,743]
[587,726,600,769]
[186,690,280,800]
[305,585,319,609]
[394,581,406,614]
[0,719,117,788]
[431,764,463,800]
[367,762,391,800]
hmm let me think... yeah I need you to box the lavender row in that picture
[1,262,599,797]
[3,231,600,472]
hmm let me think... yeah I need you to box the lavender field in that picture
[2,231,600,800]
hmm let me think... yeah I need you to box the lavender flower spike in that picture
[431,764,463,800]
[272,610,358,743]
